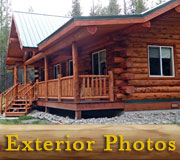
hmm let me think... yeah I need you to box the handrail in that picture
[18,84,30,94]
[4,83,19,97]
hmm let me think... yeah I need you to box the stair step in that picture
[5,112,27,117]
[12,103,29,106]
[7,107,30,110]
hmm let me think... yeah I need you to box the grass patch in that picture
[0,119,21,124]
[19,115,34,120]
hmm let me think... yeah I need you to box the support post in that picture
[109,71,114,102]
[44,56,48,101]
[72,42,80,102]
[14,66,18,99]
[75,111,82,120]
[45,107,49,113]
[14,66,18,85]
[58,74,62,102]
[36,79,39,100]
[24,65,27,85]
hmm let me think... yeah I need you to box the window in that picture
[53,64,60,79]
[41,69,45,81]
[148,46,174,77]
[69,60,73,76]
[92,50,106,75]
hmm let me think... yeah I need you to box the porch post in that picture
[14,66,18,99]
[14,66,18,85]
[72,42,80,102]
[24,65,27,85]
[44,56,48,101]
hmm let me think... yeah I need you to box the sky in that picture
[11,0,167,16]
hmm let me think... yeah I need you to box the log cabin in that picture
[1,0,180,119]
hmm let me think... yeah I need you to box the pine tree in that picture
[130,0,147,14]
[90,0,107,16]
[107,0,121,15]
[70,0,82,17]
[0,0,13,93]
[156,0,167,5]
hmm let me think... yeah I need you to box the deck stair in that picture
[0,83,37,117]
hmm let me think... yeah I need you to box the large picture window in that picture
[148,46,174,77]
[92,50,106,75]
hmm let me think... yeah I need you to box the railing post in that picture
[36,79,39,100]
[44,56,48,101]
[108,71,115,102]
[58,74,62,102]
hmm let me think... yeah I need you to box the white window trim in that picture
[148,45,175,77]
[53,64,60,79]
[92,49,106,75]
[69,60,73,76]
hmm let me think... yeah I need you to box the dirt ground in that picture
[0,125,179,160]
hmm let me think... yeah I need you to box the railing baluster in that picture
[83,78,85,97]
[91,77,94,96]
[87,77,90,96]
[104,78,106,96]
[96,77,98,96]
[100,78,102,96]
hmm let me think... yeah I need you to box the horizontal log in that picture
[127,58,148,63]
[127,68,148,74]
[113,68,125,74]
[116,93,125,99]
[120,73,134,80]
[135,86,180,93]
[114,57,125,63]
[6,57,23,62]
[9,38,19,44]
[124,92,180,101]
[121,86,135,94]
[128,63,147,68]
[128,80,180,86]
[111,49,133,57]
[24,52,44,65]
[115,80,127,86]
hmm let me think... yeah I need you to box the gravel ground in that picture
[28,109,180,124]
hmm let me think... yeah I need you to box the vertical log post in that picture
[75,111,82,120]
[108,71,114,102]
[24,65,27,85]
[72,42,80,102]
[44,56,48,101]
[14,66,18,99]
[36,79,39,100]
[58,74,62,102]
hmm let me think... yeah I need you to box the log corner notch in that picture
[175,5,180,13]
[86,26,98,35]
[141,21,151,28]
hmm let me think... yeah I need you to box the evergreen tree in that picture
[70,0,82,17]
[107,0,121,15]
[156,0,167,5]
[130,0,147,14]
[0,0,13,93]
[90,0,107,16]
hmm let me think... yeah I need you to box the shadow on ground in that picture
[32,106,124,119]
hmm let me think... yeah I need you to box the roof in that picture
[13,11,70,48]
[38,0,179,48]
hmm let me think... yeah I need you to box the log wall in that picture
[114,9,180,101]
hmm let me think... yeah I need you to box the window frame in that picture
[53,64,60,79]
[148,45,175,77]
[92,49,107,75]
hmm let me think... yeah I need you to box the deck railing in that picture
[79,75,110,99]
[36,71,114,102]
